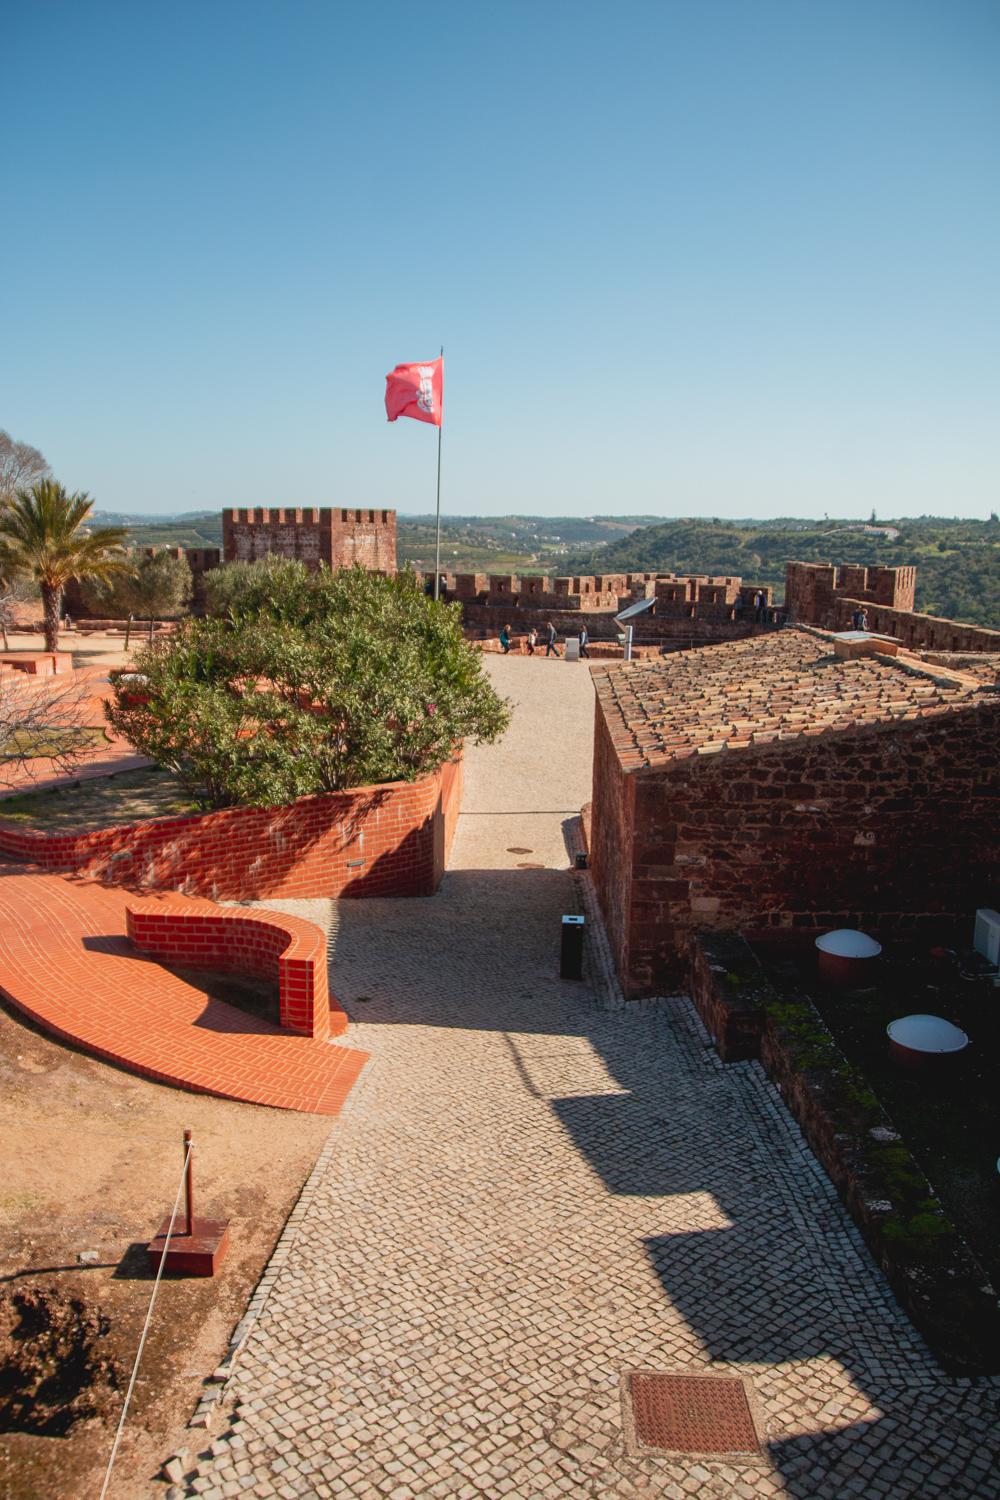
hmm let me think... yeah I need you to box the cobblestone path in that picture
[166,659,1000,1500]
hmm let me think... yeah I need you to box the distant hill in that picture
[561,516,1000,630]
[91,509,218,525]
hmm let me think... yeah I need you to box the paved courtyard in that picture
[160,656,1000,1500]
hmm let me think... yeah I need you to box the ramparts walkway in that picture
[160,656,999,1499]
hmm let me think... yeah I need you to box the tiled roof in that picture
[592,628,989,772]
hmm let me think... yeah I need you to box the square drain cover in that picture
[623,1370,762,1458]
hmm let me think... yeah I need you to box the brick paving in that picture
[0,872,367,1113]
[145,655,994,1497]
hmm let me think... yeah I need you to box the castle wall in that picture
[786,562,916,627]
[222,507,396,574]
[831,599,1000,654]
[459,604,761,642]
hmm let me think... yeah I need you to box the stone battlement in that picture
[785,562,916,626]
[435,570,773,624]
[223,507,396,574]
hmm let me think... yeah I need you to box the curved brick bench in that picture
[0,870,367,1115]
[126,898,344,1041]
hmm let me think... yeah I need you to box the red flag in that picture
[384,356,443,427]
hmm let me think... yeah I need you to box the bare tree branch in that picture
[0,579,37,651]
[0,671,96,788]
[0,431,51,508]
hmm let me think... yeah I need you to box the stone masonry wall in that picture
[222,508,396,574]
[830,598,1000,654]
[785,563,916,627]
[460,604,762,644]
[589,703,637,983]
[593,703,1000,996]
[0,755,463,902]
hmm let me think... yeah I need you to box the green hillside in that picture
[563,516,1000,629]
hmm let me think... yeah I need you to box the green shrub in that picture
[82,547,192,620]
[106,565,510,809]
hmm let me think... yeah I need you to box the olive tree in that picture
[81,547,193,624]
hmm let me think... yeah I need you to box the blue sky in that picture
[2,1,998,519]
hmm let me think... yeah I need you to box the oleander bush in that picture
[106,564,510,809]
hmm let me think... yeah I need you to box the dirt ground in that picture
[0,768,199,830]
[0,992,336,1500]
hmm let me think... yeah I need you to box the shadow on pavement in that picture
[326,866,999,1494]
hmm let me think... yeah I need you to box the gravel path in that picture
[158,657,1000,1500]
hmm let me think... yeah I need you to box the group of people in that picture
[732,590,770,624]
[851,606,870,631]
[499,622,590,658]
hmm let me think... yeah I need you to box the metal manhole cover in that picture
[622,1370,762,1458]
[507,846,533,854]
[517,862,545,869]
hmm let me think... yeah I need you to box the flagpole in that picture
[434,345,443,602]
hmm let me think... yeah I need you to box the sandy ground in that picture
[5,628,140,673]
[0,983,341,1500]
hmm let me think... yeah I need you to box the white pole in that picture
[433,345,443,601]
[625,625,633,662]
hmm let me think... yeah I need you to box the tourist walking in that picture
[579,625,590,659]
[526,628,537,656]
[500,625,511,654]
[733,592,744,621]
[857,608,869,632]
[545,622,558,657]
[754,590,764,624]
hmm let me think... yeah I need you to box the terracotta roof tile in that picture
[592,629,985,772]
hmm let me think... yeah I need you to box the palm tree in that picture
[0,481,135,652]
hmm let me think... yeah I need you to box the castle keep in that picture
[223,507,396,574]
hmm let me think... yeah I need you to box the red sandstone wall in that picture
[222,508,396,575]
[786,563,923,634]
[0,754,463,901]
[589,702,637,982]
[609,705,1000,995]
[460,604,758,642]
[831,598,1000,654]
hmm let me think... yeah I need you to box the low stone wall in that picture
[126,897,339,1040]
[831,598,1000,654]
[460,603,762,645]
[689,932,999,1375]
[0,754,463,902]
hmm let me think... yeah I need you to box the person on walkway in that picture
[545,621,559,657]
[754,591,764,624]
[526,628,537,656]
[500,625,511,654]
[579,625,590,659]
[733,592,745,622]
[857,608,869,632]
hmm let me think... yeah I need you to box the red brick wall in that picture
[0,753,463,902]
[125,898,340,1040]
[597,705,1000,995]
